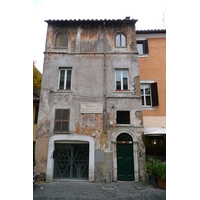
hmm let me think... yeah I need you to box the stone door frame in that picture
[112,129,139,182]
[46,134,95,182]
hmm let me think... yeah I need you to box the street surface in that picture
[33,181,166,200]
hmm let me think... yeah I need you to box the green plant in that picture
[145,158,161,176]
[153,162,166,180]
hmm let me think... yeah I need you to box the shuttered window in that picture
[137,40,149,54]
[54,109,70,133]
[140,82,159,107]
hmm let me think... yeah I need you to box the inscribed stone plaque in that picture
[80,102,103,113]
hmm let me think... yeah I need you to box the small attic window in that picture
[55,33,68,47]
[115,33,127,47]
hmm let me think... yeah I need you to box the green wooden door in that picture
[117,144,134,181]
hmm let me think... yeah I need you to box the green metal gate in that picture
[53,143,89,179]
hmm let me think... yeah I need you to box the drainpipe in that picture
[103,21,107,134]
[110,121,113,182]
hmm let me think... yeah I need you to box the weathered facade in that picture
[35,18,146,183]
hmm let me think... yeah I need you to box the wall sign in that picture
[80,103,103,113]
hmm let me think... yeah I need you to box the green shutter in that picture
[151,82,159,106]
[143,40,149,54]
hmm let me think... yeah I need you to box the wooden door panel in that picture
[117,144,134,181]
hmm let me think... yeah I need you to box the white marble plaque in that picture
[80,103,103,113]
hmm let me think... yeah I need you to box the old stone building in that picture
[35,17,146,182]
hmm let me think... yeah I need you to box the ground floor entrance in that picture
[117,144,134,181]
[53,143,89,180]
[116,132,135,181]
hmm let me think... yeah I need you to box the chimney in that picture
[125,16,130,20]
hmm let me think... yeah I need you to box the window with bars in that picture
[140,82,159,107]
[115,70,129,90]
[58,68,72,90]
[55,33,68,47]
[117,111,130,124]
[54,109,70,133]
[115,33,127,47]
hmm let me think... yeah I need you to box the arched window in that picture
[116,133,133,141]
[115,33,127,47]
[55,33,68,47]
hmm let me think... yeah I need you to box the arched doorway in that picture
[116,133,134,181]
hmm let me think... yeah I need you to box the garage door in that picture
[53,143,89,179]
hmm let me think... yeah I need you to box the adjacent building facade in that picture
[35,18,146,183]
[136,29,166,161]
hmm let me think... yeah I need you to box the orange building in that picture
[136,29,166,161]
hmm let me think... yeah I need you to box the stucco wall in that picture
[138,37,166,130]
[139,37,166,117]
[35,20,145,182]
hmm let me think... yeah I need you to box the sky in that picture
[33,0,166,73]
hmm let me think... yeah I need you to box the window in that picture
[54,109,70,133]
[137,40,149,54]
[58,68,72,90]
[115,70,128,90]
[55,33,68,47]
[34,105,39,124]
[140,82,159,107]
[117,111,130,124]
[115,33,127,47]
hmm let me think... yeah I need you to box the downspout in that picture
[103,22,107,134]
[110,123,113,182]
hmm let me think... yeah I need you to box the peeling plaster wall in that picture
[35,20,145,182]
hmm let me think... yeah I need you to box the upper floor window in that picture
[56,33,68,47]
[140,82,159,107]
[141,84,151,106]
[54,109,70,133]
[115,33,127,47]
[137,40,149,54]
[117,111,130,124]
[58,68,72,90]
[116,70,129,90]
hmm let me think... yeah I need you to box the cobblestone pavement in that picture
[33,181,166,200]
